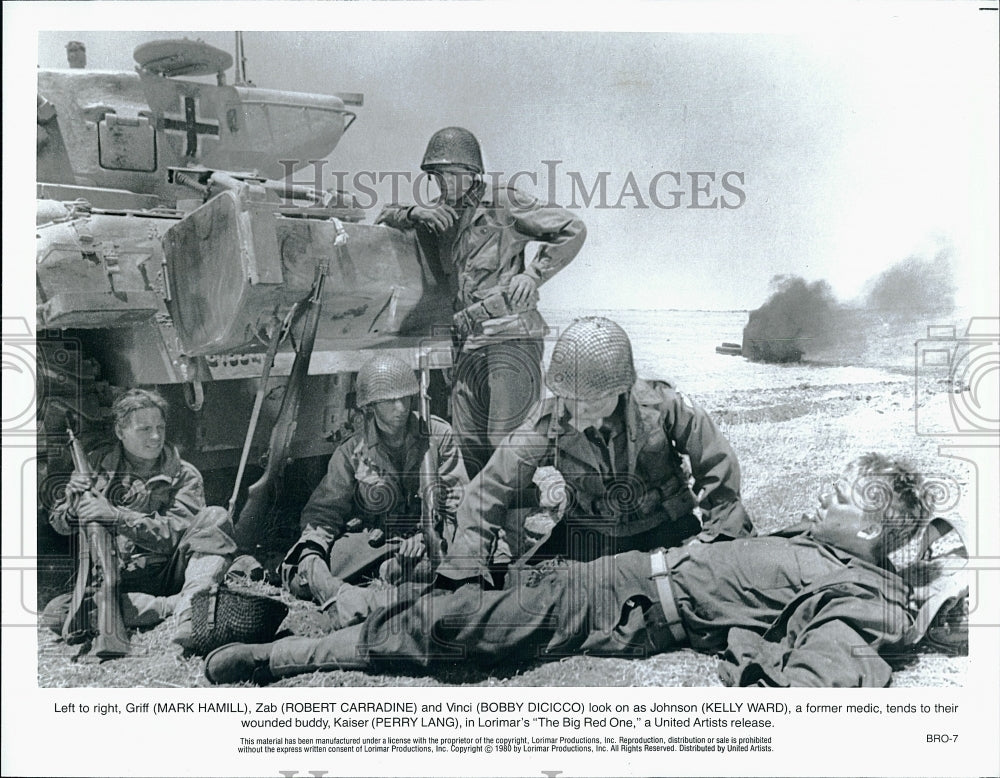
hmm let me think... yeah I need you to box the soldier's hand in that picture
[409,204,457,233]
[533,466,568,515]
[398,533,426,560]
[507,273,539,307]
[76,492,119,524]
[64,473,92,498]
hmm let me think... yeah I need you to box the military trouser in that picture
[451,338,544,478]
[265,551,688,678]
[41,591,179,632]
[42,506,236,632]
[118,506,236,596]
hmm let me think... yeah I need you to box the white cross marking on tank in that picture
[161,95,219,159]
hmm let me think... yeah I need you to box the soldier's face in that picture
[371,397,411,437]
[810,471,885,560]
[566,393,620,432]
[431,167,476,205]
[116,408,166,464]
[67,48,86,68]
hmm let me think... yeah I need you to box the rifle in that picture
[63,423,130,658]
[233,220,343,553]
[417,353,444,571]
[226,314,287,519]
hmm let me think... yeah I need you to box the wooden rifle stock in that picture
[234,222,342,552]
[64,425,130,658]
[418,354,443,571]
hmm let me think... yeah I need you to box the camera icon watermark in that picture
[915,317,999,437]
[2,318,93,627]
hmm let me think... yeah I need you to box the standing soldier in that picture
[438,316,754,587]
[65,41,86,69]
[377,127,586,477]
[281,354,468,627]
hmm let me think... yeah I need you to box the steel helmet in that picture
[355,354,419,407]
[421,127,484,174]
[545,317,637,400]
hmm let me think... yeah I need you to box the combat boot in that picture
[204,642,274,685]
[173,553,229,649]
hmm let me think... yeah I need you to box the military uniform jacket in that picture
[49,442,207,564]
[663,524,915,687]
[377,184,586,347]
[299,413,468,539]
[439,378,751,580]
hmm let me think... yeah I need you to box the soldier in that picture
[42,389,236,648]
[377,127,586,477]
[436,316,753,588]
[65,41,86,69]
[280,354,468,627]
[205,453,968,688]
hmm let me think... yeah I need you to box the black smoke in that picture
[742,275,842,362]
[863,242,956,314]
[742,243,958,363]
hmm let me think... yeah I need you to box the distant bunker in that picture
[741,306,804,363]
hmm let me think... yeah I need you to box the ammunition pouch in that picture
[452,290,514,343]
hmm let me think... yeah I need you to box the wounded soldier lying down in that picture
[205,453,968,688]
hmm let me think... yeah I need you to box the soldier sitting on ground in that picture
[280,353,468,628]
[43,388,236,648]
[205,452,969,688]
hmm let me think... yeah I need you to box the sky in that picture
[12,4,1000,315]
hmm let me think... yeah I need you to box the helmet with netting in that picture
[545,317,637,400]
[421,127,484,174]
[355,353,419,407]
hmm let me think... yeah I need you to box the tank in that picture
[35,36,454,519]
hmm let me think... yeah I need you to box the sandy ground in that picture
[37,371,969,688]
